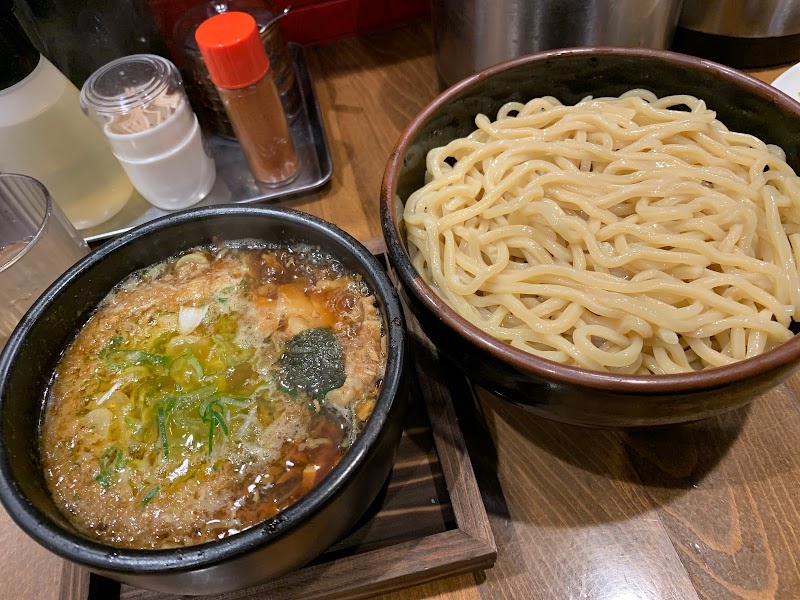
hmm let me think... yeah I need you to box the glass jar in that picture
[195,12,298,186]
[173,0,299,139]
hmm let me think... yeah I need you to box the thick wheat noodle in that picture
[403,90,800,373]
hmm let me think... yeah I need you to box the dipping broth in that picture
[41,242,386,549]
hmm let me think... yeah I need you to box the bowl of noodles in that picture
[0,206,407,594]
[381,47,800,427]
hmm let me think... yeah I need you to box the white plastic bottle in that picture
[0,10,133,230]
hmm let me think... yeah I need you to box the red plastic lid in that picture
[195,12,269,90]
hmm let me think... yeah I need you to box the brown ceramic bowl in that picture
[381,47,800,427]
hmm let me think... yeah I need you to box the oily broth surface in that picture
[41,243,386,549]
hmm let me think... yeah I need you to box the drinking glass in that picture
[0,174,89,349]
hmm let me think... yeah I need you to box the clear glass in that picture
[0,174,89,350]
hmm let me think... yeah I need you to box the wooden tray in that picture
[58,263,497,600]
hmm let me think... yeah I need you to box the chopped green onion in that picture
[213,410,228,435]
[212,334,236,366]
[199,395,220,418]
[124,416,144,434]
[199,396,228,455]
[186,356,204,379]
[216,394,252,407]
[114,450,126,471]
[141,486,159,507]
[173,385,217,409]
[95,447,125,489]
[98,335,124,358]
[106,350,170,372]
[207,419,215,454]
[157,405,169,458]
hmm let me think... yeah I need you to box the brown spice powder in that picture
[219,74,298,185]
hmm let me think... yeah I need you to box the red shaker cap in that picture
[195,12,269,90]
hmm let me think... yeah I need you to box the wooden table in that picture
[3,22,800,600]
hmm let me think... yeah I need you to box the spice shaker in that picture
[195,12,298,186]
[80,55,216,211]
[173,0,300,139]
[0,8,132,229]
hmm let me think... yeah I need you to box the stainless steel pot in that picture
[673,0,800,67]
[680,0,800,38]
[432,0,685,88]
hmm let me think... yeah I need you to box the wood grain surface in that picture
[280,25,437,242]
[4,20,800,600]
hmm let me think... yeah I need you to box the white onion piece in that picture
[96,381,121,406]
[175,252,209,270]
[81,408,113,438]
[179,305,208,336]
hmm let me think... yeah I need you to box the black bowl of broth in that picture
[0,206,407,594]
[381,47,800,427]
